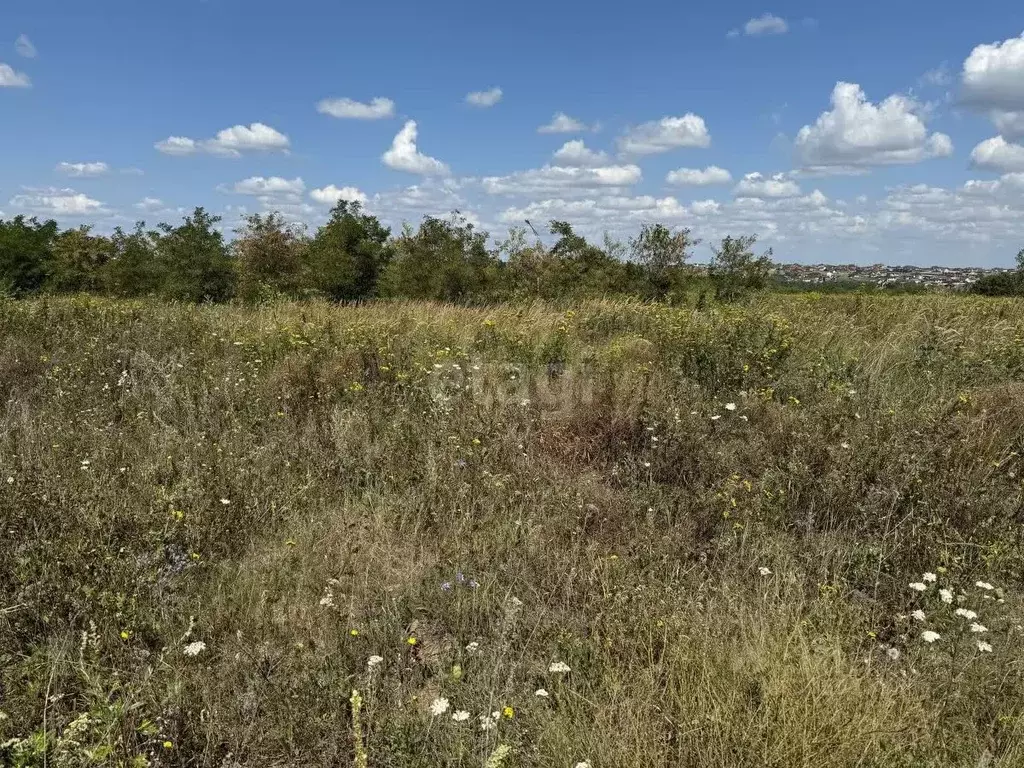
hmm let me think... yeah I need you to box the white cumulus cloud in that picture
[734,172,801,199]
[310,185,368,205]
[134,197,165,212]
[970,135,1024,173]
[10,188,104,215]
[666,166,732,185]
[231,176,306,196]
[15,34,37,58]
[552,140,610,167]
[155,123,290,157]
[794,82,953,169]
[690,199,722,215]
[317,97,395,119]
[56,162,110,178]
[742,13,788,36]
[0,63,31,88]
[465,87,502,107]
[154,136,197,156]
[482,164,642,195]
[992,111,1024,141]
[382,120,450,176]
[538,112,590,134]
[209,123,290,155]
[618,114,711,155]
[960,33,1024,111]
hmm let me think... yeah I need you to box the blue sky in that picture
[3,1,1024,265]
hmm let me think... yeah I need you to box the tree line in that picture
[0,202,775,304]
[970,249,1024,296]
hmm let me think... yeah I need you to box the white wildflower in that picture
[724,403,737,411]
[840,441,850,449]
[921,631,941,643]
[465,641,480,653]
[710,414,721,421]
[886,647,900,661]
[758,566,772,576]
[367,655,383,669]
[977,641,993,653]
[183,640,206,657]
[976,581,994,591]
[548,661,571,673]
[970,623,988,633]
[922,572,937,583]
[219,498,231,505]
[429,697,450,716]
[909,582,927,592]
[939,588,954,604]
[534,688,549,698]
[479,712,498,731]
[911,609,926,622]
[954,608,978,620]
[451,710,470,722]
[575,763,592,768]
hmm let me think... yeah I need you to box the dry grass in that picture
[2,293,1024,767]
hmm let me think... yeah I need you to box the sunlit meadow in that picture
[2,294,1024,766]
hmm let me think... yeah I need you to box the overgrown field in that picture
[2,294,1024,767]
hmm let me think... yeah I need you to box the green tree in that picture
[46,226,113,294]
[156,207,235,302]
[971,247,1024,296]
[709,234,774,302]
[0,215,58,296]
[630,223,698,298]
[305,201,391,301]
[382,213,499,302]
[499,227,561,299]
[547,220,623,297]
[234,213,308,302]
[101,224,163,298]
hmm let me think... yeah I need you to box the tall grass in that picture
[2,294,1023,766]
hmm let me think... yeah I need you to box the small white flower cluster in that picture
[183,640,206,657]
[429,697,450,716]
[427,697,488,727]
[904,571,999,653]
[424,662,568,730]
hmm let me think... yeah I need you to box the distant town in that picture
[767,263,1015,290]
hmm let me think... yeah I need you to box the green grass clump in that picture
[2,294,1024,766]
